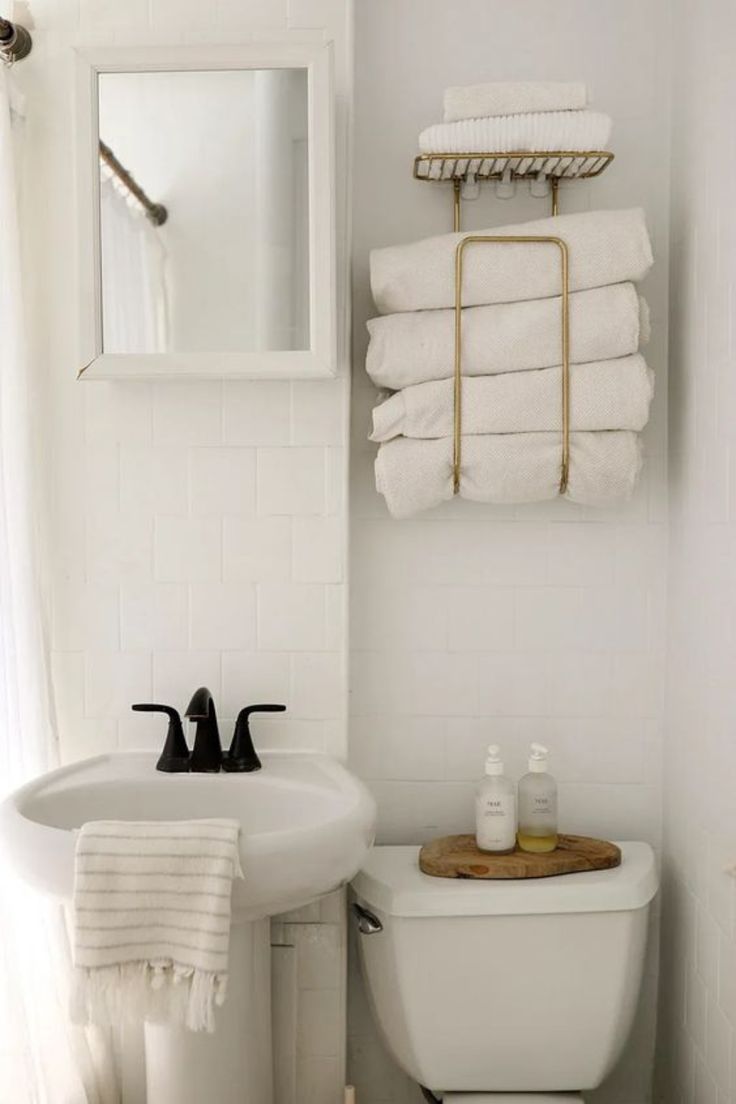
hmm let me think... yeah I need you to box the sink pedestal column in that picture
[144,919,273,1104]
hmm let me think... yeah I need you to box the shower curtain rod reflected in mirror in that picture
[0,16,32,62]
[98,140,169,226]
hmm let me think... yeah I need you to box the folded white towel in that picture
[443,81,588,122]
[366,284,649,390]
[71,819,243,1033]
[371,355,654,442]
[371,208,653,315]
[419,111,612,155]
[375,432,642,518]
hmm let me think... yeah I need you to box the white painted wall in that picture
[655,1,736,1101]
[348,2,669,1101]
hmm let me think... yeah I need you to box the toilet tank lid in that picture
[351,842,657,918]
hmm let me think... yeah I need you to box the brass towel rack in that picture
[453,235,570,495]
[413,149,613,499]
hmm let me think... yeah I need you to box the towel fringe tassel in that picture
[71,961,228,1033]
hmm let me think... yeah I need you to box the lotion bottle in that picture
[475,745,516,854]
[517,743,558,853]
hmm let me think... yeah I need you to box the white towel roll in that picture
[366,284,649,389]
[375,432,643,519]
[371,355,654,441]
[443,81,588,122]
[419,111,612,155]
[370,209,653,315]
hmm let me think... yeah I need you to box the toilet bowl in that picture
[351,842,657,1100]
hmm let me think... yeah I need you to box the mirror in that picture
[98,68,309,355]
[77,45,335,379]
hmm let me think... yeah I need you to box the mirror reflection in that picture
[98,68,310,355]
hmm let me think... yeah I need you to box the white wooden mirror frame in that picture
[76,42,336,380]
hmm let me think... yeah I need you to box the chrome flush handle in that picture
[351,902,383,934]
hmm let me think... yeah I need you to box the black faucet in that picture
[223,704,286,773]
[185,687,222,773]
[131,691,287,775]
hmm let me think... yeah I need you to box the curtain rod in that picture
[0,19,166,228]
[99,140,168,227]
[0,16,32,62]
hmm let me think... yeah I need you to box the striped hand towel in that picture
[70,819,243,1033]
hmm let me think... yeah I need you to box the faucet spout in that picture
[185,687,222,773]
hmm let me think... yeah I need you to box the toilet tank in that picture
[352,843,657,1095]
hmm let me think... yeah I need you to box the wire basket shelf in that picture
[413,150,614,183]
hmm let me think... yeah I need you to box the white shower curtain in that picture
[100,174,169,353]
[0,69,118,1104]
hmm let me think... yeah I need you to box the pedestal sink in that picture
[0,750,376,1104]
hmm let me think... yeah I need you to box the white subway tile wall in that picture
[272,891,347,1104]
[30,0,351,758]
[349,2,669,1101]
[17,0,734,1101]
[656,1,736,1101]
[22,0,352,1099]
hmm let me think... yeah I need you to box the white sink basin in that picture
[1,749,375,1103]
[0,749,376,920]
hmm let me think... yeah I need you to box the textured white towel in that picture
[419,111,612,154]
[371,208,653,315]
[366,284,649,389]
[371,355,654,441]
[375,432,642,518]
[71,819,243,1033]
[443,81,588,122]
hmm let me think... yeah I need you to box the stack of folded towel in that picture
[367,208,654,519]
[419,79,612,154]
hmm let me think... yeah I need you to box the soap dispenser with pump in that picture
[475,744,516,854]
[517,742,558,854]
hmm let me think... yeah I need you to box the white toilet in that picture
[351,842,657,1103]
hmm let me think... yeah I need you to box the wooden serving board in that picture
[419,833,621,880]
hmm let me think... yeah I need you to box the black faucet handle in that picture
[132,702,179,720]
[132,703,190,773]
[239,704,287,717]
[223,704,286,774]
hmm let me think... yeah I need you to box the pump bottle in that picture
[475,745,516,854]
[517,743,558,854]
